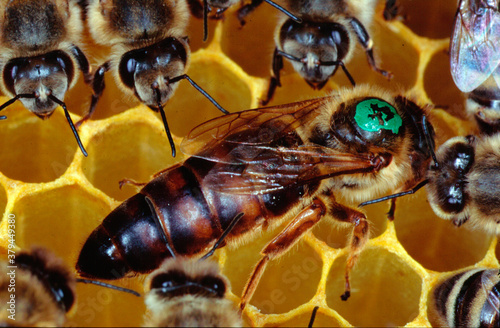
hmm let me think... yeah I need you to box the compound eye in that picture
[50,280,75,312]
[119,56,138,89]
[446,141,475,174]
[150,271,186,294]
[200,276,226,297]
[453,152,472,171]
[444,184,465,213]
[56,56,67,71]
[3,62,20,95]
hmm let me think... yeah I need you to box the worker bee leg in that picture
[387,198,396,221]
[383,0,401,21]
[70,45,93,85]
[349,17,392,79]
[327,195,370,301]
[237,0,264,26]
[308,306,320,328]
[239,198,326,312]
[77,61,111,128]
[260,48,283,106]
[186,0,204,19]
[118,178,147,191]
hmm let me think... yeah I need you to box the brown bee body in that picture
[261,0,392,105]
[0,0,92,155]
[426,133,500,234]
[0,248,76,327]
[430,268,500,327]
[77,85,434,306]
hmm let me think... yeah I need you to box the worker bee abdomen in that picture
[431,269,500,327]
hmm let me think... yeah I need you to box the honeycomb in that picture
[0,0,499,327]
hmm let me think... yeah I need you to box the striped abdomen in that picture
[432,269,500,327]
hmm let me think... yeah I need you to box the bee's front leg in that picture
[260,48,283,106]
[327,194,370,301]
[239,198,327,312]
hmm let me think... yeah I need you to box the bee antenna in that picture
[200,212,244,260]
[203,0,209,41]
[169,74,229,115]
[320,60,355,86]
[308,306,320,328]
[276,50,301,63]
[152,86,176,157]
[0,93,35,114]
[48,94,88,157]
[277,51,356,87]
[422,114,439,169]
[264,0,302,23]
[76,278,141,297]
[359,179,429,207]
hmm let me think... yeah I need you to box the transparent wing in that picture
[200,145,381,194]
[180,96,382,194]
[181,96,330,159]
[481,270,500,321]
[450,0,500,92]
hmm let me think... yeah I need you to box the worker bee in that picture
[0,247,76,326]
[186,0,301,41]
[450,0,500,135]
[0,247,139,327]
[261,0,392,105]
[426,134,500,233]
[361,133,500,235]
[82,0,228,157]
[143,213,243,327]
[0,0,92,156]
[76,85,434,309]
[429,268,499,327]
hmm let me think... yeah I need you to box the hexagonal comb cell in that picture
[394,193,494,272]
[263,307,344,327]
[424,51,468,120]
[396,0,457,39]
[248,242,322,314]
[326,247,422,327]
[81,111,180,201]
[14,184,112,263]
[167,51,253,137]
[0,1,497,327]
[0,102,78,182]
[220,5,279,78]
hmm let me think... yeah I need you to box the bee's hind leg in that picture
[239,198,327,312]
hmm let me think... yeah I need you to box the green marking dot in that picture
[354,98,403,134]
